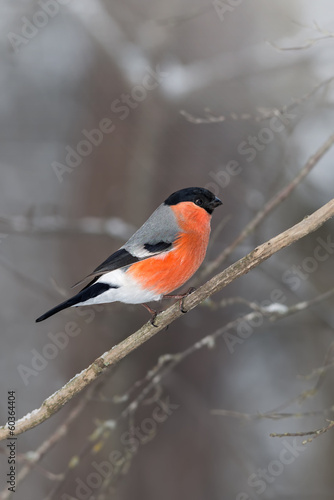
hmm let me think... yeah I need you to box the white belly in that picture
[71,269,162,307]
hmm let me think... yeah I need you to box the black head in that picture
[164,187,222,215]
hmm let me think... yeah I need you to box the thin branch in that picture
[268,36,334,52]
[0,215,134,240]
[204,286,334,317]
[299,341,334,381]
[124,287,334,422]
[202,133,334,278]
[295,338,334,404]
[270,420,334,444]
[266,286,334,320]
[298,360,334,381]
[1,198,334,441]
[211,408,334,421]
[268,23,334,52]
[47,371,157,499]
[180,76,334,124]
[211,302,334,423]
[0,254,58,301]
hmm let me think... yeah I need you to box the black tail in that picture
[35,282,112,323]
[35,296,79,322]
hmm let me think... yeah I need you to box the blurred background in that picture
[1,0,334,499]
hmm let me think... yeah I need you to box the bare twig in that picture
[211,301,334,423]
[180,77,334,124]
[270,420,334,445]
[268,23,334,52]
[299,341,334,381]
[1,198,334,441]
[295,338,334,404]
[266,286,334,320]
[268,36,334,52]
[126,287,334,422]
[0,215,134,240]
[211,408,334,421]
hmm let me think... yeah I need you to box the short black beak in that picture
[209,196,223,209]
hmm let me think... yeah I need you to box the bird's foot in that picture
[142,303,160,327]
[163,287,196,314]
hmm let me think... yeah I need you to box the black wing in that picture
[72,241,173,288]
[93,248,140,274]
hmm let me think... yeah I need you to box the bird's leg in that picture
[162,287,196,314]
[142,303,159,327]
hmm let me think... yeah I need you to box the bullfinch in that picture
[36,187,222,323]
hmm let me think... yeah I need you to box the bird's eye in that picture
[195,198,203,206]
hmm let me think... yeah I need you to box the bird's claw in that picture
[150,310,159,327]
[179,287,196,314]
[142,303,160,327]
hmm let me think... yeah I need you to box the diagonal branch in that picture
[1,199,334,441]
